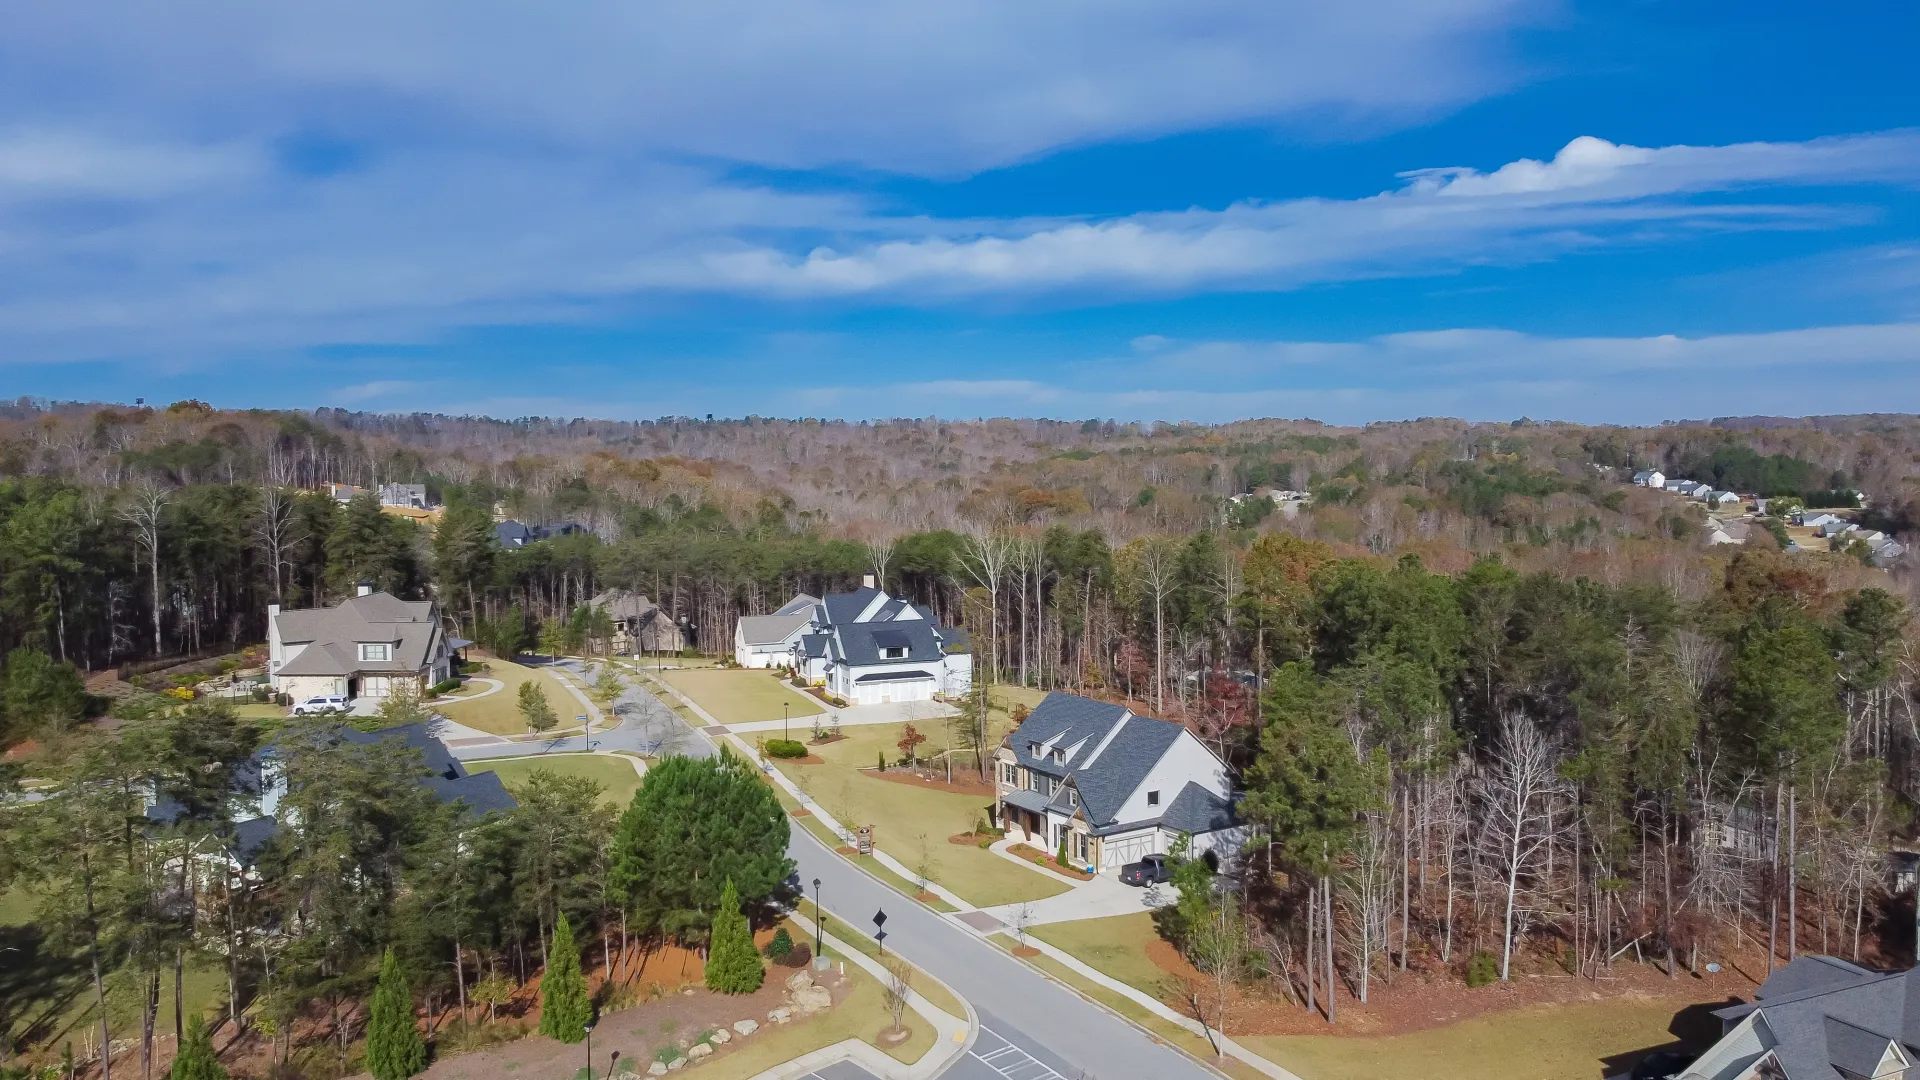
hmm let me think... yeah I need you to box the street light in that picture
[812,877,826,968]
[583,1022,594,1080]
[783,701,789,742]
[606,1051,620,1080]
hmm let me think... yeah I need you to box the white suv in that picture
[291,695,350,716]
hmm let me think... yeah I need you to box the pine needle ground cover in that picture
[659,669,822,725]
[770,720,1069,908]
[436,658,575,735]
[466,755,643,808]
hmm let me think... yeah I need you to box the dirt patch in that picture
[1011,945,1042,958]
[913,891,941,903]
[868,768,998,798]
[791,808,812,818]
[1006,843,1094,881]
[1139,935,1763,1040]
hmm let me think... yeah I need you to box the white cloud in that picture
[0,1,1536,175]
[704,132,1920,296]
[0,131,256,199]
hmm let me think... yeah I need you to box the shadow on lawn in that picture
[1,919,90,1054]
[1595,997,1739,1079]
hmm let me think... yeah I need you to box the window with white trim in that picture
[360,642,391,662]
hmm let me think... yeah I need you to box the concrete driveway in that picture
[974,845,1178,929]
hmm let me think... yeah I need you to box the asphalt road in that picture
[452,667,1219,1080]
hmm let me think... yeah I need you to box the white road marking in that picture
[970,1026,1067,1080]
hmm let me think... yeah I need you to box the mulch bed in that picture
[948,831,1002,847]
[1006,843,1095,880]
[807,734,848,746]
[868,768,997,797]
[772,753,826,765]
[791,808,812,817]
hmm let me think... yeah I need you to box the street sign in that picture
[576,716,589,724]
[873,908,888,954]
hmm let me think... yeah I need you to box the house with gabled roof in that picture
[734,593,820,667]
[993,691,1246,873]
[268,585,457,704]
[747,576,972,703]
[145,720,516,868]
[1682,956,1920,1079]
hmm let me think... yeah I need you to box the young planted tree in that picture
[365,949,427,1080]
[539,914,591,1043]
[168,1016,227,1080]
[704,879,764,994]
[518,679,558,733]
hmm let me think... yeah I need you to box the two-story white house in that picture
[1632,469,1667,489]
[738,579,972,704]
[268,585,457,704]
[993,692,1246,873]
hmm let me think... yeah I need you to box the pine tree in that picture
[703,879,764,994]
[365,948,426,1080]
[539,913,591,1043]
[168,1016,227,1080]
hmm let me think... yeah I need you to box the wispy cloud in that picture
[705,132,1920,297]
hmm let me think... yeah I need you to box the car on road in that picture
[291,695,350,716]
[1630,1051,1698,1080]
[1120,853,1173,887]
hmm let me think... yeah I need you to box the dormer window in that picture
[882,646,906,659]
[1052,750,1065,764]
[1029,742,1041,757]
[360,643,391,662]
[1147,790,1160,807]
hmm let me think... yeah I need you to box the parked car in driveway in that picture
[1120,853,1173,887]
[291,695,350,716]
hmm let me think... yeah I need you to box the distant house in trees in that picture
[738,578,972,703]
[993,692,1245,872]
[589,589,688,654]
[145,720,516,867]
[1682,956,1920,1080]
[268,585,457,704]
[1632,469,1666,488]
[493,519,588,549]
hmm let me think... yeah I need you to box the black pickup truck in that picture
[1120,853,1173,887]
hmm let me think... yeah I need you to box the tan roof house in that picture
[589,588,687,654]
[268,585,456,704]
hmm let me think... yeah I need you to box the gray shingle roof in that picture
[737,609,813,646]
[837,621,945,665]
[274,592,444,679]
[1160,782,1239,835]
[1706,959,1920,1080]
[822,587,881,626]
[1006,692,1184,830]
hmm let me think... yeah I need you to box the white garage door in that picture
[1101,831,1155,871]
[856,678,935,705]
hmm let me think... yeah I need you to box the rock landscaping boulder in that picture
[687,1044,712,1060]
[667,1060,685,1072]
[791,985,833,1013]
[732,1019,758,1037]
[767,1006,792,1024]
[709,1029,731,1045]
[784,971,813,993]
[647,1063,668,1076]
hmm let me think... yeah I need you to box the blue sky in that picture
[2,1,1917,425]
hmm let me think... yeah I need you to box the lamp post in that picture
[583,1022,594,1080]
[812,877,825,968]
[606,1051,620,1080]
[783,701,789,742]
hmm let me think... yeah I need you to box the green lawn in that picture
[660,668,822,726]
[435,657,577,736]
[773,721,1068,909]
[1029,913,1172,998]
[465,754,643,808]
[1243,998,1695,1080]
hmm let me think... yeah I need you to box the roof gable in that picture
[1007,692,1185,827]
